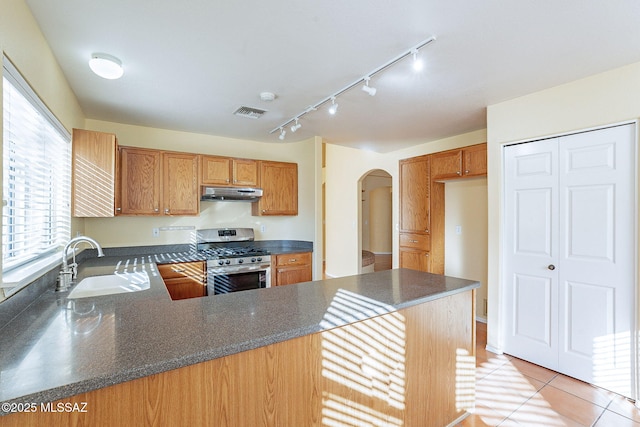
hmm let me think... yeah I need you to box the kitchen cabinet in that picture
[399,155,430,233]
[252,161,298,216]
[119,147,199,216]
[163,152,200,215]
[158,261,206,300]
[273,252,312,286]
[201,156,258,187]
[119,147,161,215]
[398,155,445,274]
[431,143,487,181]
[71,129,118,217]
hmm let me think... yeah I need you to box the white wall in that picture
[325,129,487,278]
[486,61,640,351]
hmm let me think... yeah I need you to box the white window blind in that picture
[2,57,71,273]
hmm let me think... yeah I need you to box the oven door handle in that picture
[208,264,271,274]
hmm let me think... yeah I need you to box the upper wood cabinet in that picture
[72,129,118,217]
[252,161,298,216]
[201,156,258,187]
[119,147,161,215]
[163,152,200,216]
[119,147,199,216]
[431,143,487,181]
[399,155,430,233]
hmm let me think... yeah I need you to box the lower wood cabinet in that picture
[158,261,206,300]
[399,247,431,272]
[272,252,312,286]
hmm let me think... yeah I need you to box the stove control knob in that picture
[238,259,244,264]
[251,258,256,263]
[257,257,262,262]
[218,260,224,266]
[225,260,231,265]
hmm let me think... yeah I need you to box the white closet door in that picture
[503,123,635,398]
[557,125,635,397]
[504,138,560,369]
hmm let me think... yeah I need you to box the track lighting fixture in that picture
[278,128,286,140]
[328,97,339,115]
[412,49,423,72]
[361,77,377,96]
[269,35,436,138]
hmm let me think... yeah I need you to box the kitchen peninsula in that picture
[0,250,478,427]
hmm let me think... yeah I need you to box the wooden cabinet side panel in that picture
[399,157,430,233]
[163,153,199,216]
[0,292,474,427]
[119,148,161,215]
[429,181,445,275]
[72,129,117,217]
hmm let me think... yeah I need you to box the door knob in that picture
[548,264,556,270]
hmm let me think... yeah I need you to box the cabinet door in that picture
[462,143,487,177]
[276,265,312,286]
[399,248,431,272]
[399,156,430,233]
[72,129,118,217]
[431,149,463,180]
[201,155,232,185]
[163,152,199,216]
[233,159,259,187]
[252,161,298,216]
[120,147,161,215]
[159,261,206,300]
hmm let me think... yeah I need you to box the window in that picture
[2,56,71,295]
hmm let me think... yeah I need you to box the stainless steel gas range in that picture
[196,228,271,295]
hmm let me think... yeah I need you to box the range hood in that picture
[201,187,263,202]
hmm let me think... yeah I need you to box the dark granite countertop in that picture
[0,247,478,414]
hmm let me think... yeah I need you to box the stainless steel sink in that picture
[67,271,150,299]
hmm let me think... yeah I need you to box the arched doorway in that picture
[358,169,392,273]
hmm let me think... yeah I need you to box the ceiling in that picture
[26,0,640,153]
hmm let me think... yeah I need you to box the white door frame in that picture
[499,120,639,400]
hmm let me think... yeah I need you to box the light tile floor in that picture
[458,322,640,426]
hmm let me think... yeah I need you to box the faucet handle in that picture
[69,262,78,279]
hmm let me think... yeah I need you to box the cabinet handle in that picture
[116,207,121,212]
[262,209,266,213]
[456,171,461,175]
[465,170,470,174]
[154,208,159,212]
[410,240,418,243]
[289,259,297,262]
[425,229,429,233]
[226,179,230,183]
[172,268,186,273]
[164,208,170,214]
[548,264,556,270]
[425,253,429,257]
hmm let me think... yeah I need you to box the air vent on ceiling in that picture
[233,106,267,119]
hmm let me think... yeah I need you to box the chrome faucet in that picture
[57,236,105,292]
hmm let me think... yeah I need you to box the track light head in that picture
[362,77,377,96]
[412,49,424,72]
[328,97,339,115]
[278,128,286,140]
[291,119,302,133]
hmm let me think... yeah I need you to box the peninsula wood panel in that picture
[72,129,118,217]
[0,290,475,427]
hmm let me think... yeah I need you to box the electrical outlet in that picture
[455,225,462,235]
[260,225,266,233]
[152,228,159,238]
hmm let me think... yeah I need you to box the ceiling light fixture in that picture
[412,49,423,72]
[361,77,377,96]
[89,53,124,80]
[278,127,286,140]
[328,97,339,115]
[291,118,302,132]
[269,35,436,137]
